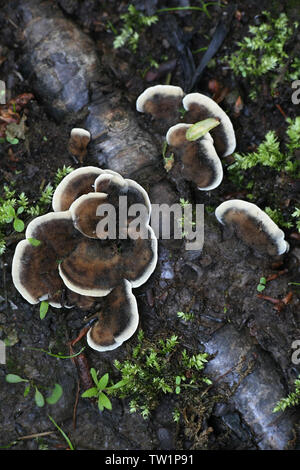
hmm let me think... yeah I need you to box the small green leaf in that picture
[97,373,109,390]
[28,238,41,247]
[6,136,19,145]
[260,277,267,285]
[13,218,25,232]
[175,376,181,385]
[6,206,16,219]
[46,383,63,405]
[257,283,266,292]
[6,374,28,384]
[24,384,31,397]
[81,387,98,398]
[17,206,24,215]
[175,386,181,394]
[90,368,98,386]
[34,387,45,407]
[40,301,49,319]
[99,392,112,410]
[106,379,128,391]
[186,118,220,141]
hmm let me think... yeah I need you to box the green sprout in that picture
[113,5,158,53]
[0,166,75,257]
[257,277,267,293]
[177,311,195,322]
[5,374,63,408]
[81,369,126,412]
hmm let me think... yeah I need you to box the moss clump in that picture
[273,375,300,412]
[225,11,299,99]
[111,330,212,421]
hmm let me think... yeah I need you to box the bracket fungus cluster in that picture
[136,84,236,191]
[215,200,289,256]
[136,85,289,257]
[12,163,157,352]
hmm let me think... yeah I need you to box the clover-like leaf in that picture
[46,383,63,405]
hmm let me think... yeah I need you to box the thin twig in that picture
[73,379,80,431]
[18,431,55,440]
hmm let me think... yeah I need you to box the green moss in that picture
[273,375,300,412]
[0,165,74,257]
[113,5,158,53]
[225,11,299,99]
[111,330,212,421]
[228,117,300,178]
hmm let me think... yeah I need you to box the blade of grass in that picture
[27,346,86,359]
[48,415,74,450]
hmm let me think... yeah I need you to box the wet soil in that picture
[0,0,299,451]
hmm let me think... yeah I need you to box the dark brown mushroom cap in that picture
[12,212,82,306]
[52,166,104,212]
[215,200,289,256]
[68,128,91,162]
[65,289,100,310]
[136,84,185,133]
[182,93,236,157]
[58,227,157,296]
[94,173,151,218]
[166,123,223,190]
[12,166,158,352]
[69,192,108,238]
[87,280,138,351]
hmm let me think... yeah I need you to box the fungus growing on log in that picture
[215,199,289,256]
[12,166,157,351]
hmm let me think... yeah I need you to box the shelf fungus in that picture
[215,200,289,256]
[68,128,91,163]
[12,165,157,352]
[136,84,236,190]
[166,121,223,191]
[136,84,236,156]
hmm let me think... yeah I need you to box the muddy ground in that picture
[0,0,299,451]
